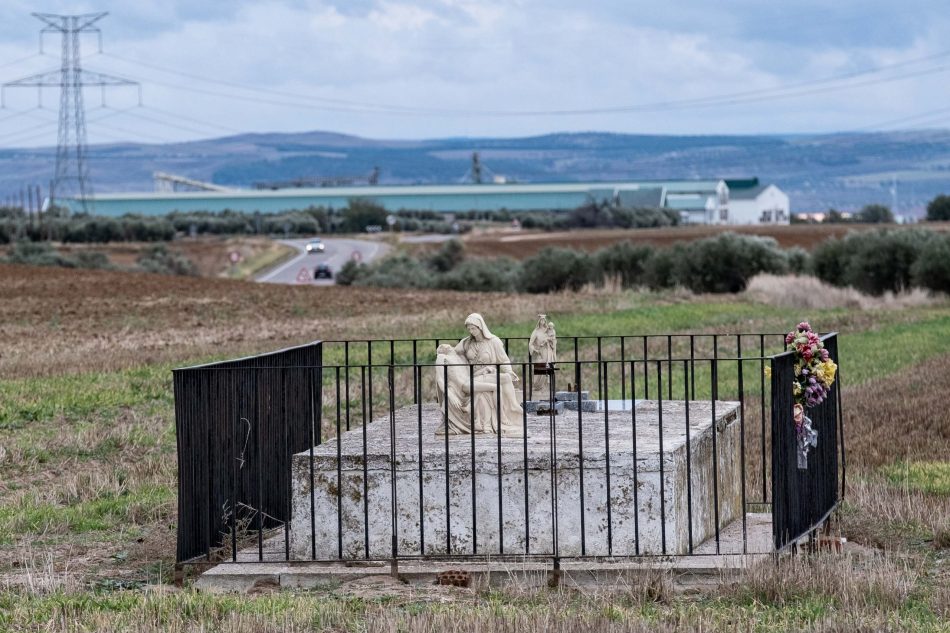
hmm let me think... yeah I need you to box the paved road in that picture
[256,237,389,285]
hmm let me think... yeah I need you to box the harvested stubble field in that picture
[456,222,950,260]
[1,264,949,632]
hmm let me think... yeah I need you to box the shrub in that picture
[842,229,931,295]
[673,233,787,293]
[73,251,113,269]
[812,238,851,286]
[352,254,433,288]
[136,245,197,276]
[5,241,75,267]
[61,218,123,243]
[595,242,655,288]
[642,246,682,290]
[785,246,811,274]
[436,258,521,293]
[335,260,367,286]
[428,239,465,272]
[856,204,894,224]
[912,234,950,293]
[518,247,594,293]
[926,194,950,221]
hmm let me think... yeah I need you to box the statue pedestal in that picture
[290,401,742,559]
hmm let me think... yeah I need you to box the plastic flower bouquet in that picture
[785,321,837,468]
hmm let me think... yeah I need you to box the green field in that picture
[1,281,948,632]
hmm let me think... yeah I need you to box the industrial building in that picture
[65,177,789,225]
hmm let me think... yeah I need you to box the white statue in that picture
[528,314,557,398]
[529,314,557,365]
[434,313,524,437]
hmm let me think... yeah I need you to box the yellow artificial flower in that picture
[822,359,837,384]
[793,382,802,396]
[764,366,772,379]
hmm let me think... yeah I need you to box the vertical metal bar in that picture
[667,336,673,401]
[603,361,613,557]
[417,365,425,555]
[368,342,374,433]
[657,361,666,555]
[336,366,342,559]
[573,336,579,365]
[549,359,559,559]
[577,361,586,556]
[230,371,238,562]
[444,363,451,554]
[683,361,693,554]
[496,365,504,555]
[361,366,369,559]
[620,337,626,404]
[522,362,530,554]
[737,335,748,554]
[345,343,351,431]
[689,335,696,400]
[255,371,264,561]
[760,334,767,504]
[388,365,398,563]
[205,372,214,562]
[711,358,721,554]
[412,340,418,405]
[470,365,477,555]
[283,367,291,561]
[309,366,318,560]
[631,361,639,556]
[642,337,649,400]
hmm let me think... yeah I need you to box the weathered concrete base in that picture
[290,400,743,560]
[195,514,773,594]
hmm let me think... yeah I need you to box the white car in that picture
[305,239,325,254]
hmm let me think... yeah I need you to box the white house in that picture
[726,183,790,225]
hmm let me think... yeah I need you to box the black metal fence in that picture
[770,333,843,551]
[173,332,844,565]
[173,342,322,562]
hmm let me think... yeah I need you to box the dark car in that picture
[314,263,333,279]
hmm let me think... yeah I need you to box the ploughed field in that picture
[1,263,949,632]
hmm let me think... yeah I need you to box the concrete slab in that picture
[290,400,743,559]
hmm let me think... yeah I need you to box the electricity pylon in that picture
[2,13,139,212]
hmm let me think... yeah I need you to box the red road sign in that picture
[296,267,312,283]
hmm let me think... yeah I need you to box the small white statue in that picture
[528,314,557,398]
[529,314,557,365]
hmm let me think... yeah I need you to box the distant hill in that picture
[2,129,949,214]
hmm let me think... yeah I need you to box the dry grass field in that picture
[0,263,948,632]
[454,222,950,260]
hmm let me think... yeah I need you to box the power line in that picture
[136,104,242,135]
[95,46,950,117]
[0,52,44,73]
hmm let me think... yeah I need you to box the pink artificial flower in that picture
[798,321,811,332]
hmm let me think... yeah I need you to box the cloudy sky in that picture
[1,0,949,146]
